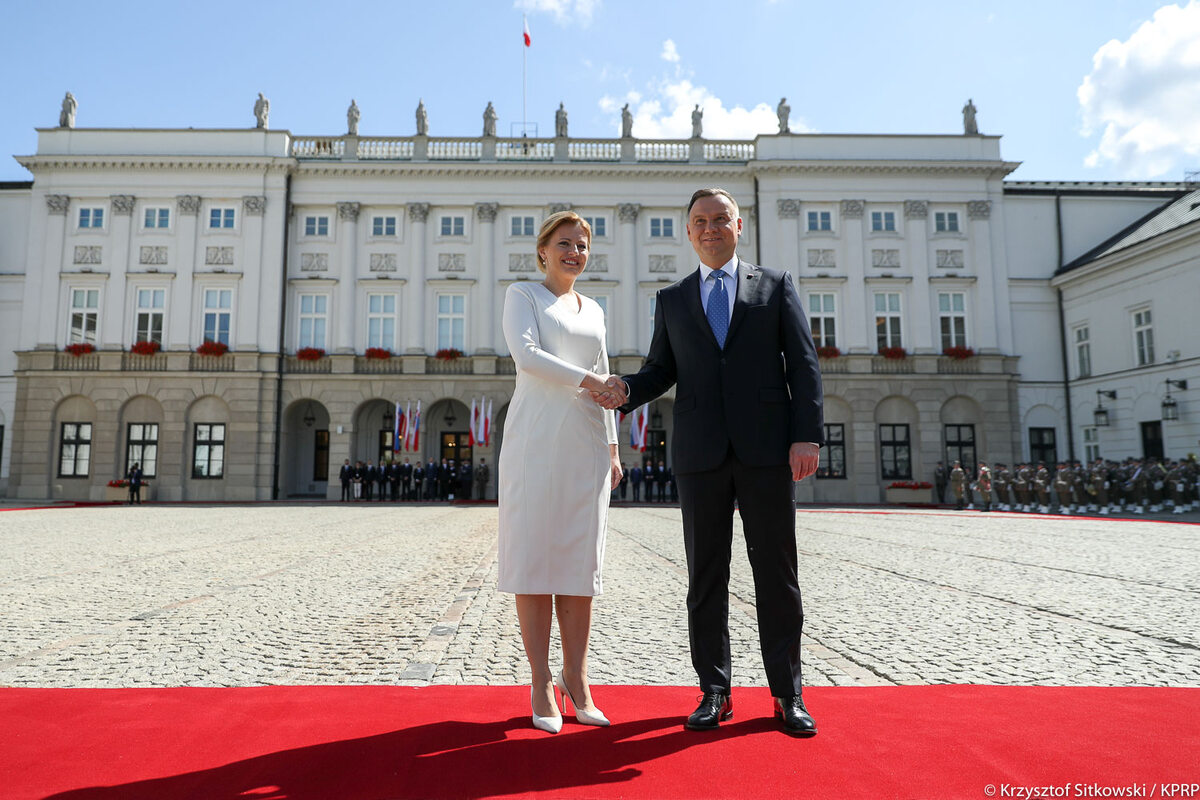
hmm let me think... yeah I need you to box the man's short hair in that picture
[687,187,740,217]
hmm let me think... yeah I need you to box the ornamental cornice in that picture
[904,200,928,219]
[336,201,360,221]
[244,195,267,216]
[45,194,70,214]
[176,195,202,214]
[294,162,748,181]
[475,202,499,222]
[776,199,801,219]
[407,202,430,222]
[967,200,992,219]
[749,160,1022,179]
[547,202,573,214]
[617,203,642,223]
[15,155,295,174]
[110,194,136,214]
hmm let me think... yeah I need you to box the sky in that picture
[2,0,1199,183]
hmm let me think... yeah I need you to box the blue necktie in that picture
[707,270,729,348]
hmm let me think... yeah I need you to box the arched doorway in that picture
[423,398,472,465]
[282,399,331,497]
[351,399,397,466]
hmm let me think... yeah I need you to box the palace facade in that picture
[0,116,1195,501]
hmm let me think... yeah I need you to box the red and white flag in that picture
[403,401,412,451]
[468,398,477,446]
[629,406,648,452]
[523,17,531,47]
[410,400,421,452]
[485,398,493,446]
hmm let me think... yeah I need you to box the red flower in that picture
[130,340,160,356]
[816,345,841,359]
[195,340,229,357]
[65,342,95,357]
[296,347,326,361]
[879,346,908,360]
[107,479,128,488]
[942,346,975,360]
[888,481,933,490]
[435,348,464,361]
[364,347,393,360]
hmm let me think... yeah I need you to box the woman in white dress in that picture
[499,211,624,734]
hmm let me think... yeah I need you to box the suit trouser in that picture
[675,450,805,698]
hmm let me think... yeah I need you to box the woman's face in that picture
[539,221,589,282]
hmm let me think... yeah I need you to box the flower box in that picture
[364,347,393,360]
[879,347,908,361]
[65,342,95,357]
[942,346,975,360]
[104,483,152,502]
[296,347,326,361]
[130,340,161,356]
[195,340,228,357]
[816,346,841,359]
[435,348,464,361]
[885,486,933,505]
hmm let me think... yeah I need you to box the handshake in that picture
[586,374,628,410]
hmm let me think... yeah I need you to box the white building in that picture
[0,111,1195,501]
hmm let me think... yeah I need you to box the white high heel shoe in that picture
[556,670,611,727]
[531,686,562,734]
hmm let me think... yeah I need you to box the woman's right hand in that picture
[581,373,626,408]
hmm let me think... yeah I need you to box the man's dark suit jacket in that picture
[620,259,824,473]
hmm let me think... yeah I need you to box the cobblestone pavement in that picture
[1,505,1197,689]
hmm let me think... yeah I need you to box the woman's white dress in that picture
[498,282,618,596]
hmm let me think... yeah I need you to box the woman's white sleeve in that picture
[598,340,618,445]
[502,286,590,387]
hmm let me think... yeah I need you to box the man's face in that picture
[687,194,742,268]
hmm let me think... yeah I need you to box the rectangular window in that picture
[304,215,330,237]
[1074,325,1091,378]
[649,217,674,238]
[584,216,607,237]
[367,293,397,350]
[135,288,165,345]
[874,292,903,350]
[60,422,93,477]
[935,211,960,233]
[808,293,837,348]
[1029,427,1057,465]
[297,293,328,350]
[371,216,397,237]
[510,215,536,237]
[871,211,896,232]
[1083,426,1100,463]
[193,423,226,479]
[69,288,100,345]
[208,207,236,229]
[879,423,911,479]
[143,207,170,229]
[126,422,159,478]
[938,291,967,350]
[944,424,976,478]
[203,288,232,345]
[437,293,465,351]
[817,424,845,479]
[1133,308,1154,366]
[440,216,464,236]
[807,211,832,232]
[78,207,104,229]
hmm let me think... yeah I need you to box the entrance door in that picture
[441,432,472,464]
[944,424,977,477]
[313,430,329,481]
[1141,421,1164,459]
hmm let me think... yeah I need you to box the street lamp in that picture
[1162,379,1187,421]
[1094,389,1116,427]
[302,402,316,428]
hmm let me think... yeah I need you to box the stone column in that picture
[904,200,933,353]
[335,201,360,353]
[405,203,430,355]
[102,194,136,349]
[840,200,869,353]
[240,195,267,351]
[968,200,998,352]
[776,199,801,275]
[617,203,641,355]
[171,195,201,350]
[31,195,70,349]
[474,202,498,354]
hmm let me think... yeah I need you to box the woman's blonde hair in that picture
[535,211,591,273]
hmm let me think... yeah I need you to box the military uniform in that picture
[950,463,967,511]
[1053,465,1072,514]
[993,465,1011,511]
[976,464,993,512]
[1034,465,1051,513]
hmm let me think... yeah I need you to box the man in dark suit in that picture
[608,187,824,737]
[363,460,376,501]
[630,463,644,502]
[339,459,353,502]
[400,457,413,500]
[411,461,424,502]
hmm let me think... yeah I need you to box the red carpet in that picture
[3,685,1197,799]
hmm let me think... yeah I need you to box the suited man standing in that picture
[630,463,644,502]
[339,459,353,502]
[610,188,823,737]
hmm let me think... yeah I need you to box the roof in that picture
[1057,188,1200,274]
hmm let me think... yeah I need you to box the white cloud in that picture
[601,41,809,139]
[1078,1,1200,178]
[514,0,599,25]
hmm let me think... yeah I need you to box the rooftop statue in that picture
[691,104,703,138]
[962,98,978,135]
[555,102,568,138]
[347,99,360,136]
[254,93,269,129]
[416,99,428,135]
[59,92,77,129]
[483,102,497,137]
[621,103,633,138]
[777,97,790,134]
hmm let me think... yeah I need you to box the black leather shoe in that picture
[774,695,817,737]
[685,691,732,730]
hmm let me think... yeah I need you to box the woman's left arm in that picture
[609,444,622,491]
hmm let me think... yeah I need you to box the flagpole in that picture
[522,14,527,133]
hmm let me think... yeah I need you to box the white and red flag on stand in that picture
[468,398,477,446]
[629,406,648,452]
[523,16,531,47]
